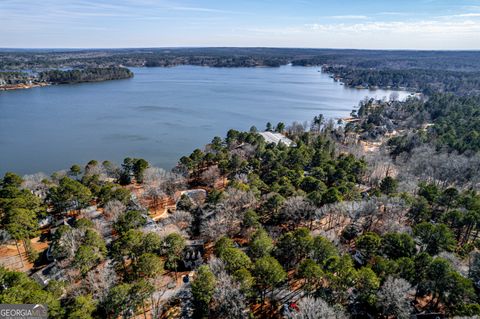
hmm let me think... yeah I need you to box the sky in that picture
[1,0,480,49]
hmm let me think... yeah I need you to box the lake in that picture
[0,66,408,175]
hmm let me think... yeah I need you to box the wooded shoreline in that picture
[0,67,133,91]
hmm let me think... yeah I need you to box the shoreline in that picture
[1,67,133,92]
[0,82,49,91]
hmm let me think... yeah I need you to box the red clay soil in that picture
[0,237,49,272]
[251,301,283,319]
[203,242,215,261]
[0,83,49,91]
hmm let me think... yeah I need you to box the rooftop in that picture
[258,131,294,146]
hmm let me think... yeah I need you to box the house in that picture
[351,250,365,265]
[31,262,65,287]
[258,131,294,147]
[181,240,204,270]
[177,189,207,207]
[81,205,100,218]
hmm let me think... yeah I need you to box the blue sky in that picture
[1,0,480,49]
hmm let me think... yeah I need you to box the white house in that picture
[258,131,294,146]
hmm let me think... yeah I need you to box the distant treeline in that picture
[3,48,480,70]
[38,67,133,84]
[1,48,480,95]
[291,50,480,71]
[322,66,480,96]
[119,47,480,71]
[144,56,287,67]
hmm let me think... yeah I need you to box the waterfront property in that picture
[258,131,294,146]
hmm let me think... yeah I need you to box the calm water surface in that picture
[0,66,407,175]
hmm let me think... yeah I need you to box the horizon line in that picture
[1,46,480,52]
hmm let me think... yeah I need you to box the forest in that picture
[1,100,480,318]
[0,67,133,89]
[2,48,480,71]
[322,67,480,96]
[38,67,134,84]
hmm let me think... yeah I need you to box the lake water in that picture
[0,66,408,175]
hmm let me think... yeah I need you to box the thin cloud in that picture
[463,6,480,11]
[169,6,243,14]
[378,11,410,16]
[328,15,369,20]
[454,13,480,17]
[304,20,480,34]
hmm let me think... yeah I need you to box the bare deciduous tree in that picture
[201,215,230,241]
[222,187,257,213]
[208,257,226,276]
[211,271,248,319]
[164,173,187,197]
[364,149,395,186]
[144,185,166,211]
[292,296,346,319]
[398,145,480,190]
[51,227,84,262]
[143,167,169,187]
[156,224,184,238]
[142,166,187,197]
[438,252,468,277]
[201,188,257,238]
[84,163,107,179]
[200,166,221,188]
[51,170,68,184]
[372,196,410,234]
[287,121,306,136]
[315,196,410,236]
[161,210,193,232]
[22,172,50,199]
[280,196,317,229]
[84,261,118,301]
[103,200,126,223]
[377,276,413,319]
